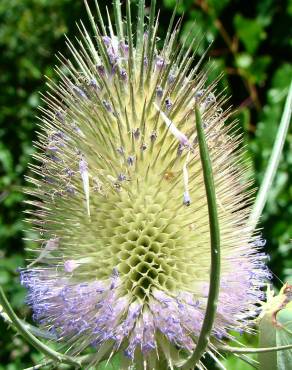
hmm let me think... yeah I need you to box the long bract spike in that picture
[94,0,107,35]
[126,0,134,79]
[136,0,145,56]
[79,158,90,217]
[113,0,124,40]
[163,0,179,51]
[147,0,157,59]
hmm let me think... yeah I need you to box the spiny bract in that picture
[20,1,270,369]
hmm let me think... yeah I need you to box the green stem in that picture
[182,106,221,369]
[220,343,292,354]
[0,306,57,340]
[0,287,80,367]
[24,360,55,370]
[249,81,292,229]
[23,354,96,370]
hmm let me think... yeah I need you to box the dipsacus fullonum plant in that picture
[20,1,270,369]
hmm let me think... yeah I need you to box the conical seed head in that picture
[21,1,271,368]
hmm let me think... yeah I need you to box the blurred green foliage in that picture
[0,0,291,368]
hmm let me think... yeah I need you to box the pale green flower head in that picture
[20,1,270,369]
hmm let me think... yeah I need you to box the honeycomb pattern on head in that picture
[80,182,208,301]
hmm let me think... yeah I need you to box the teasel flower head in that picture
[20,1,271,368]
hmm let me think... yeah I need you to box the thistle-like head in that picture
[21,1,270,368]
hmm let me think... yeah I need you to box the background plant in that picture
[0,0,291,369]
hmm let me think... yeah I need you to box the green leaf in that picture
[98,354,120,369]
[234,14,266,54]
[259,312,277,370]
[248,55,272,84]
[180,10,218,55]
[276,302,292,370]
[269,64,292,104]
[207,0,230,15]
[163,0,193,14]
[258,285,292,370]
[221,355,256,370]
